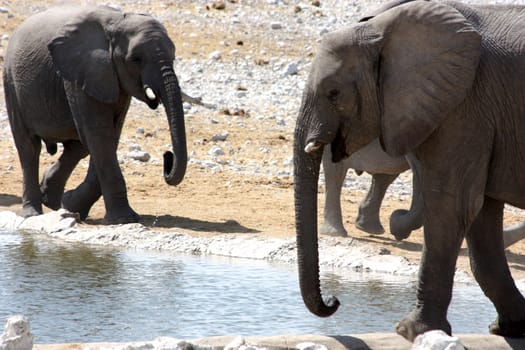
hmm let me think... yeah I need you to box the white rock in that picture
[209,51,222,60]
[212,132,229,142]
[128,144,142,151]
[296,342,327,350]
[18,209,78,233]
[0,315,33,350]
[282,62,299,77]
[127,151,151,162]
[209,146,225,157]
[412,330,465,350]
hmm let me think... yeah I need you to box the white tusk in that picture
[145,87,156,101]
[304,142,322,153]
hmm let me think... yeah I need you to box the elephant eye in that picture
[130,55,143,65]
[327,89,340,103]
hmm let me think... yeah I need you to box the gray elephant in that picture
[321,138,423,240]
[294,0,525,342]
[4,5,187,224]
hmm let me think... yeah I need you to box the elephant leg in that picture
[356,173,398,234]
[396,191,471,341]
[466,197,525,336]
[64,82,138,224]
[41,140,88,210]
[16,136,43,217]
[390,154,424,240]
[62,158,102,220]
[320,147,349,236]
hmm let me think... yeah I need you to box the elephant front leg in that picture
[80,132,138,224]
[395,192,469,341]
[321,148,349,236]
[65,85,138,224]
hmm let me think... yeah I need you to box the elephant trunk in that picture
[293,123,340,317]
[159,66,187,186]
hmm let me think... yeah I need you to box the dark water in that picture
[0,229,496,344]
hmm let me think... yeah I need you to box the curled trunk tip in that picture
[163,150,186,186]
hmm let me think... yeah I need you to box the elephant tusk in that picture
[145,87,157,101]
[304,141,323,154]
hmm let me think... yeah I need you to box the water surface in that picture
[0,230,496,343]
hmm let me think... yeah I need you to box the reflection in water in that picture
[0,230,496,344]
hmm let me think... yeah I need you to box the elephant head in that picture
[294,0,481,317]
[48,6,187,186]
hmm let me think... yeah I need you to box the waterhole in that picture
[0,229,496,343]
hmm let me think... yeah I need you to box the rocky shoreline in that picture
[0,209,420,276]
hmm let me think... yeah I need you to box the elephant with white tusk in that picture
[294,0,525,342]
[4,5,188,224]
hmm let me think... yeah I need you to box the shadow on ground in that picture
[0,194,21,206]
[87,214,260,234]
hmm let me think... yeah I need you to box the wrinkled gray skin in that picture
[294,0,525,341]
[4,5,187,224]
[321,138,423,240]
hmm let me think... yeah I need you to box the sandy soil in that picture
[0,0,524,284]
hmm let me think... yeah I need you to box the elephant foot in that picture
[355,217,385,235]
[20,204,43,218]
[489,317,525,337]
[389,209,418,241]
[104,207,140,225]
[61,190,97,221]
[320,221,348,236]
[41,189,62,211]
[395,309,451,342]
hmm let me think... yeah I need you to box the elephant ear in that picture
[48,12,120,104]
[371,1,481,156]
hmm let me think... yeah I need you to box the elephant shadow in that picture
[356,234,525,273]
[86,214,260,234]
[140,215,261,234]
[0,194,21,207]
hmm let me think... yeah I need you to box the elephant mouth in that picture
[330,127,348,163]
[144,86,160,109]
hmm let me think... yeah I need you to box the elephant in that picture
[4,5,187,224]
[321,138,423,240]
[294,0,525,341]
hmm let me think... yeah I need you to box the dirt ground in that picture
[0,0,525,284]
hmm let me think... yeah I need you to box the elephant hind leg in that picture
[6,86,43,217]
[466,197,525,336]
[61,158,102,220]
[41,140,88,210]
[17,136,43,217]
